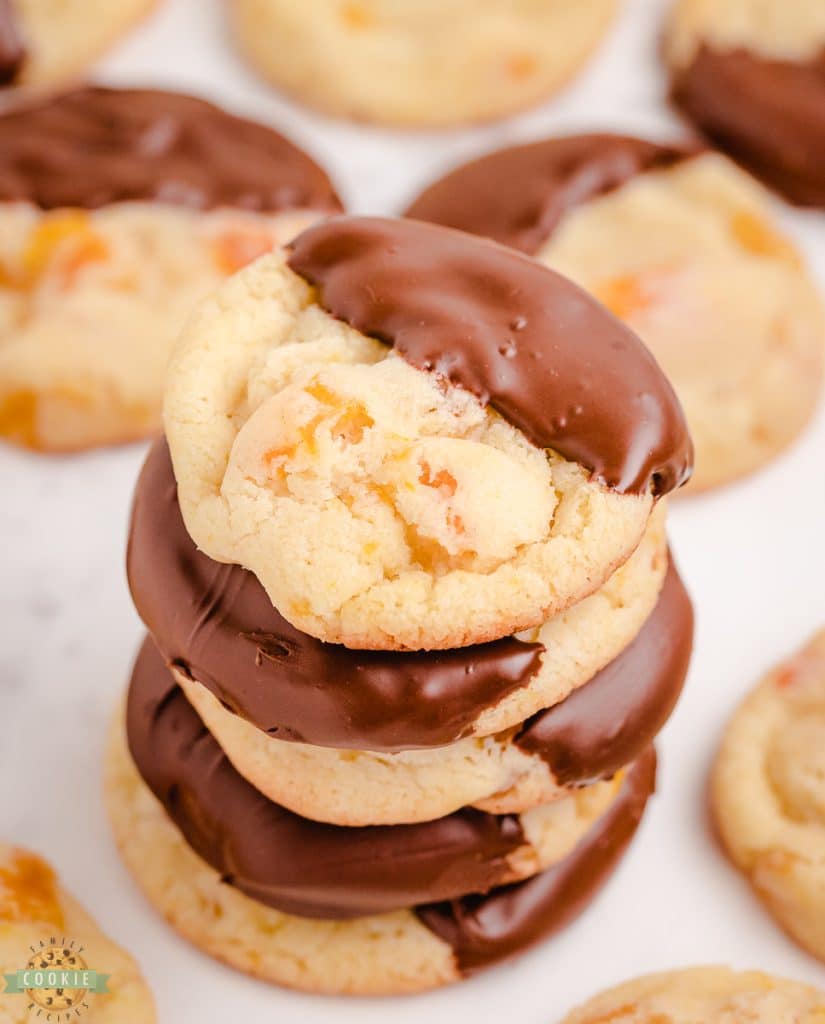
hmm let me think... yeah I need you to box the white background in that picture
[1,0,824,1020]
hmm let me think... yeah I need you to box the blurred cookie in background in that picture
[407,136,825,493]
[665,0,825,207]
[0,0,155,89]
[0,842,156,1022]
[713,629,825,964]
[559,967,825,1023]
[229,0,620,127]
[0,86,342,452]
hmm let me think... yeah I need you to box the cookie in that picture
[665,0,825,207]
[0,87,342,452]
[105,708,655,994]
[126,642,652,917]
[229,0,618,128]
[712,629,825,963]
[130,440,671,759]
[560,966,825,1022]
[0,0,153,88]
[0,843,155,1022]
[165,216,691,651]
[408,140,825,493]
[173,552,689,824]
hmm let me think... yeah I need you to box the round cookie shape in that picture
[129,440,669,754]
[127,637,647,920]
[0,0,153,88]
[0,88,342,453]
[665,0,825,207]
[229,0,618,128]
[0,843,156,1021]
[0,87,342,213]
[173,549,690,825]
[106,717,655,995]
[712,629,825,963]
[165,216,691,651]
[407,141,825,493]
[560,966,825,1022]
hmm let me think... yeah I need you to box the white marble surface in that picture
[1,0,824,1020]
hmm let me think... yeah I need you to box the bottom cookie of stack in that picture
[105,644,656,996]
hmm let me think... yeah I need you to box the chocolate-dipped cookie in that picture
[408,137,824,493]
[165,215,691,651]
[105,696,655,994]
[124,637,652,920]
[0,87,342,452]
[665,0,825,207]
[128,441,692,825]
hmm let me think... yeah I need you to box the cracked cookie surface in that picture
[165,218,689,650]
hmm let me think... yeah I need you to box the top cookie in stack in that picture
[165,215,691,651]
[110,215,695,996]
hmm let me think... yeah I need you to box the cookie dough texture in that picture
[165,250,653,651]
[560,966,825,1023]
[0,205,319,451]
[177,503,668,824]
[541,154,824,492]
[712,629,825,963]
[230,0,618,127]
[0,842,155,1022]
[2,0,154,87]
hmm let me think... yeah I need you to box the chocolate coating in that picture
[128,441,544,753]
[0,0,25,85]
[127,637,529,920]
[671,45,825,208]
[515,558,692,786]
[418,747,656,973]
[287,216,692,495]
[130,441,690,767]
[405,134,699,256]
[0,86,342,212]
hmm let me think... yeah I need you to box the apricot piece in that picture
[0,849,64,928]
[731,210,799,264]
[22,211,108,288]
[214,227,274,275]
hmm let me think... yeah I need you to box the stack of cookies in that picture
[106,216,695,995]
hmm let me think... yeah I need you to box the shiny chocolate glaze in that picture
[671,45,825,208]
[127,637,527,920]
[126,635,656,935]
[0,86,342,212]
[405,134,699,255]
[515,559,692,786]
[287,216,692,495]
[129,441,691,763]
[417,747,656,973]
[127,441,544,752]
